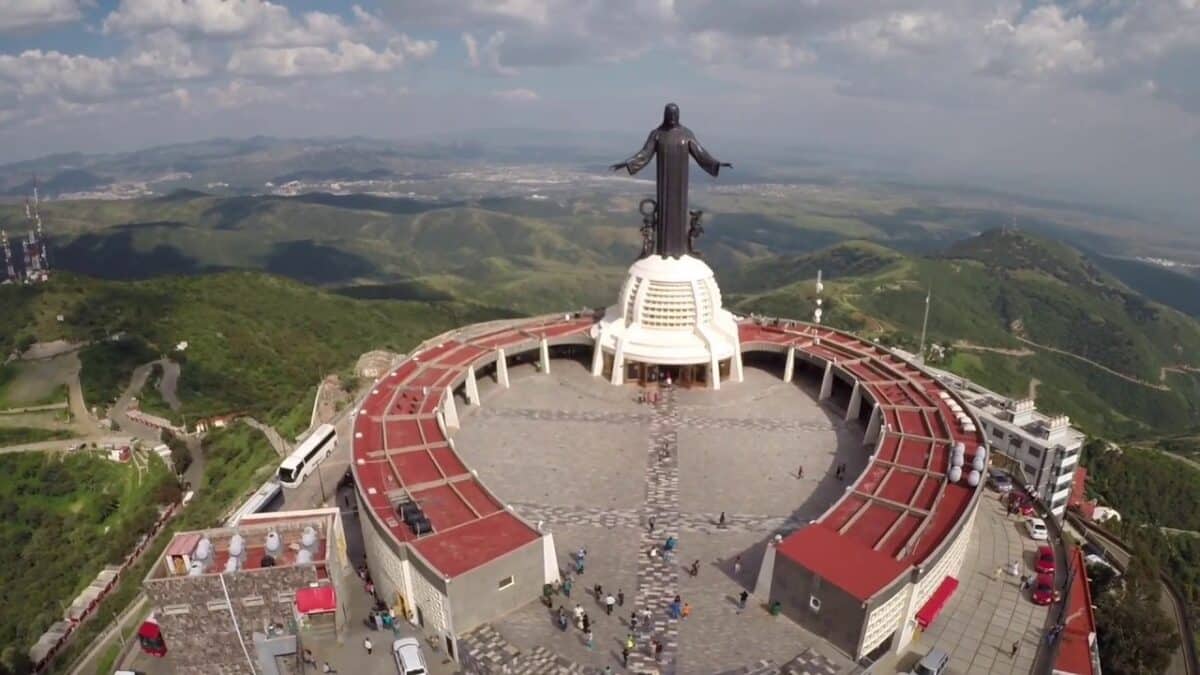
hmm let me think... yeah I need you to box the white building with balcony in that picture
[925,370,1085,520]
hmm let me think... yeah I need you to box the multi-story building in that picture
[142,508,350,675]
[929,371,1085,520]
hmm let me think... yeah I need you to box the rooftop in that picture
[352,316,593,579]
[741,321,985,602]
[1054,547,1100,675]
[926,367,1086,449]
[149,509,337,580]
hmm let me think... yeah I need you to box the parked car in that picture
[908,647,950,675]
[1025,517,1049,541]
[1031,573,1056,605]
[1035,545,1056,574]
[987,470,1013,493]
[392,637,428,675]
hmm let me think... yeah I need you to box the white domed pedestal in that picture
[590,255,743,389]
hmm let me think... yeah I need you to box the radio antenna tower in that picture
[917,285,932,364]
[1,230,15,284]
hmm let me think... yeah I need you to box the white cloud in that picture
[0,0,86,33]
[228,41,408,78]
[0,50,120,104]
[983,5,1103,79]
[461,30,517,75]
[492,87,539,101]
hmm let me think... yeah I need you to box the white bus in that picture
[225,479,284,526]
[278,423,337,488]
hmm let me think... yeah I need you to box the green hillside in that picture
[731,230,1200,440]
[0,272,510,423]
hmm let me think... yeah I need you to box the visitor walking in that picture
[585,628,594,650]
[583,613,591,633]
[594,583,603,602]
[648,516,656,533]
[718,511,727,528]
[605,593,616,615]
[618,589,625,606]
[563,576,573,597]
[654,639,664,662]
[797,464,804,479]
[622,645,630,668]
[688,559,700,577]
[738,590,749,611]
[322,662,337,673]
[733,555,742,576]
[1010,641,1020,658]
[681,602,692,619]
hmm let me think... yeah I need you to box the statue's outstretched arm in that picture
[688,138,731,177]
[611,130,658,174]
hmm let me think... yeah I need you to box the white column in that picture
[539,337,551,375]
[442,387,460,431]
[591,336,605,377]
[753,538,779,598]
[783,346,796,383]
[465,366,480,406]
[610,337,626,386]
[542,532,561,586]
[865,404,882,446]
[709,352,721,391]
[846,380,862,421]
[496,349,510,389]
[819,360,834,400]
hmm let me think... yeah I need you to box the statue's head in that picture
[662,103,680,128]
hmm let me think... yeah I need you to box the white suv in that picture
[392,637,428,675]
[1025,517,1049,541]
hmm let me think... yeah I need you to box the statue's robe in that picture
[621,125,724,258]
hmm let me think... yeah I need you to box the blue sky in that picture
[1,1,1199,222]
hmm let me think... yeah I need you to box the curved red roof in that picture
[352,317,594,579]
[740,321,985,602]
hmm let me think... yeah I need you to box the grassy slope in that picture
[731,233,1200,440]
[2,272,511,423]
[0,452,176,651]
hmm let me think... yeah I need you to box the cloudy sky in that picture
[1,0,1199,221]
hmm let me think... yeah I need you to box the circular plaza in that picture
[453,354,862,673]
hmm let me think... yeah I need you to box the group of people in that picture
[300,648,337,673]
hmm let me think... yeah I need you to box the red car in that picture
[1035,546,1056,574]
[1031,573,1056,605]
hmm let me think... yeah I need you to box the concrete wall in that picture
[144,565,319,675]
[769,555,866,658]
[446,536,546,635]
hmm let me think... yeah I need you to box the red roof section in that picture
[740,321,984,601]
[776,524,909,602]
[352,316,594,579]
[295,586,337,614]
[1054,547,1099,675]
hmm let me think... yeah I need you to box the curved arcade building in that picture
[351,278,985,665]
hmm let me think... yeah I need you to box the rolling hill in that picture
[0,272,512,423]
[728,231,1200,439]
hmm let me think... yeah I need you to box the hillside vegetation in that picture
[1,272,510,423]
[730,231,1200,439]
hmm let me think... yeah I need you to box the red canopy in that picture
[915,576,959,629]
[295,586,337,614]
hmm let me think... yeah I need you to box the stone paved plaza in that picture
[453,358,1050,674]
[455,359,862,674]
[889,494,1053,675]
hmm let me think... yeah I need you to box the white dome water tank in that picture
[301,526,317,550]
[954,441,966,455]
[297,548,313,564]
[265,531,281,555]
[194,537,212,562]
[972,453,986,472]
[967,469,981,487]
[224,556,240,573]
[949,466,963,483]
[188,560,204,576]
[952,453,964,468]
[229,534,245,559]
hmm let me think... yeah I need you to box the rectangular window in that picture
[242,595,265,607]
[162,604,191,616]
[1011,438,1024,449]
[207,600,230,612]
[1024,463,1037,475]
[1028,446,1042,458]
[992,428,1004,440]
[498,576,515,590]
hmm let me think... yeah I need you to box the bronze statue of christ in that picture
[611,103,731,259]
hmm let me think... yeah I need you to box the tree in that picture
[0,645,33,675]
[1095,589,1178,675]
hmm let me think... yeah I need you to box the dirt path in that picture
[65,353,102,435]
[1028,378,1040,400]
[1161,364,1200,382]
[245,417,291,457]
[953,340,1035,357]
[157,359,182,411]
[1013,335,1171,391]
